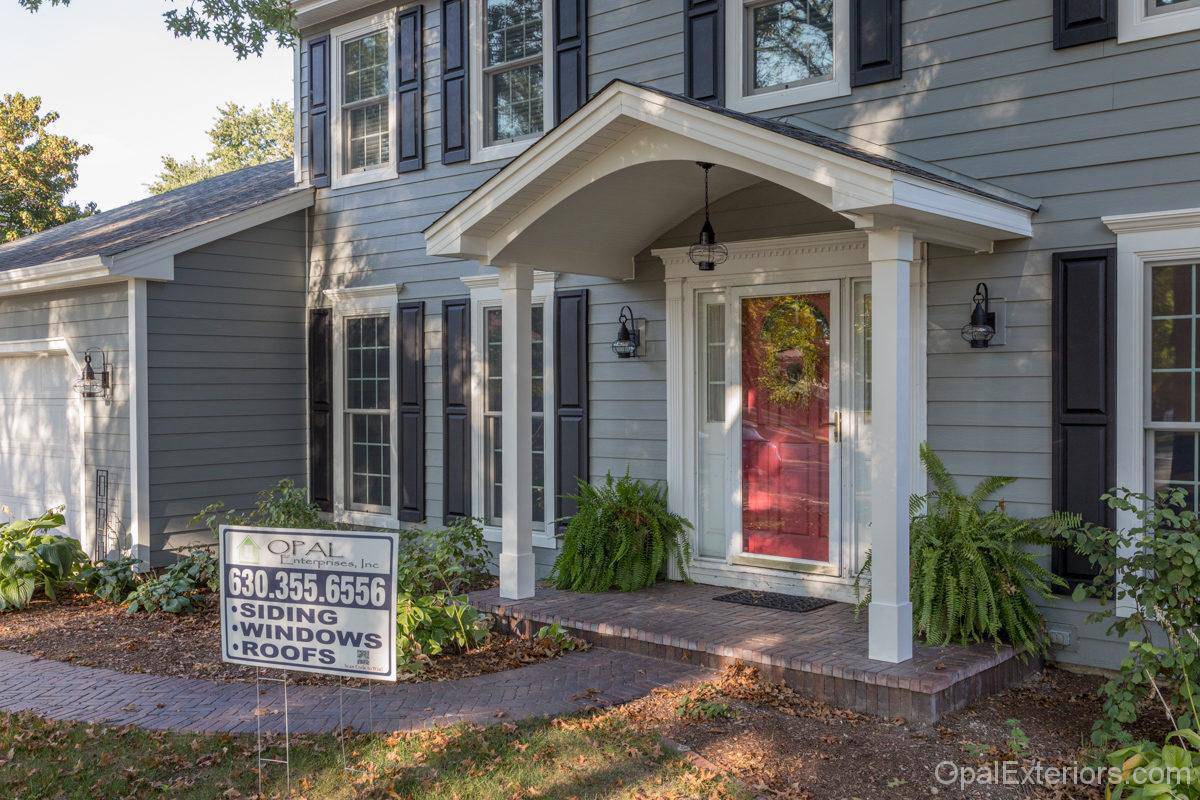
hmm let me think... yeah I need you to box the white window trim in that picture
[326,283,405,528]
[461,270,558,548]
[330,11,399,190]
[469,0,555,163]
[1119,0,1200,42]
[1104,207,1200,617]
[725,0,850,114]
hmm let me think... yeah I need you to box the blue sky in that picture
[1,0,293,210]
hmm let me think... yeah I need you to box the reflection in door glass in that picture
[741,293,831,561]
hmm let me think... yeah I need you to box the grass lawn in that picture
[0,709,745,800]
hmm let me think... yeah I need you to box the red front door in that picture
[740,292,833,562]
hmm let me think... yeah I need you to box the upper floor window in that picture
[1119,0,1200,40]
[471,0,553,162]
[727,0,848,112]
[331,13,397,188]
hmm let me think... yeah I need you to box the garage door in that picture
[0,351,85,545]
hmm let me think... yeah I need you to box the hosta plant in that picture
[395,591,492,672]
[125,547,219,614]
[80,556,142,603]
[550,472,693,593]
[854,444,1066,656]
[0,509,87,611]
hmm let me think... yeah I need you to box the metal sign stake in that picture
[338,676,374,775]
[255,667,292,797]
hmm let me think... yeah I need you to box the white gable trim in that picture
[0,189,314,298]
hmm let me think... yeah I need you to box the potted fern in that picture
[854,444,1066,656]
[550,472,693,592]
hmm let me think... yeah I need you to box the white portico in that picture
[425,80,1037,663]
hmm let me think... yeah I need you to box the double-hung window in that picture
[345,316,392,513]
[1148,263,1200,509]
[471,0,553,161]
[331,14,396,187]
[1119,0,1200,40]
[726,0,848,112]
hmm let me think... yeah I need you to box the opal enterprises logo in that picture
[933,760,1188,790]
[259,536,380,570]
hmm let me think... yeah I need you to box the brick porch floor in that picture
[470,583,1038,723]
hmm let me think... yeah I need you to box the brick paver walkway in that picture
[0,647,707,735]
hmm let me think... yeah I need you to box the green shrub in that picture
[853,444,1065,656]
[80,556,141,603]
[395,590,492,671]
[1056,487,1200,746]
[192,478,331,536]
[534,622,581,651]
[0,509,87,611]
[126,548,218,614]
[550,472,693,592]
[397,516,491,595]
[1107,730,1200,799]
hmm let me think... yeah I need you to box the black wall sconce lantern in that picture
[687,162,729,272]
[960,282,997,349]
[73,348,112,398]
[611,305,642,358]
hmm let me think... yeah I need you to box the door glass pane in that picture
[741,293,831,561]
[696,295,727,559]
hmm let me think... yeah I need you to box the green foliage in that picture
[1005,719,1030,758]
[397,517,492,596]
[674,687,733,721]
[80,557,141,604]
[126,548,218,614]
[395,591,492,672]
[193,478,331,537]
[1107,729,1200,799]
[1055,487,1200,747]
[533,622,581,651]
[0,509,86,611]
[550,473,693,593]
[18,0,296,59]
[0,93,95,242]
[148,100,294,194]
[853,444,1066,656]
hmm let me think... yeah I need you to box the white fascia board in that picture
[884,176,1034,239]
[111,189,315,278]
[1103,207,1200,234]
[0,255,115,298]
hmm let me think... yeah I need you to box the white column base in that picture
[499,551,536,599]
[868,600,914,663]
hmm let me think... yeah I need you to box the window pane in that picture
[349,411,390,508]
[343,31,389,103]
[751,0,834,91]
[345,100,390,171]
[705,303,726,424]
[346,316,390,411]
[486,307,503,412]
[491,63,544,142]
[1154,432,1199,512]
[486,0,542,66]
[1150,264,1199,422]
[1150,0,1200,11]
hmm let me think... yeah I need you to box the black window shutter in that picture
[307,35,331,188]
[1053,0,1117,49]
[554,0,588,122]
[397,302,426,521]
[850,0,902,87]
[442,299,472,521]
[555,289,589,518]
[1051,249,1116,585]
[684,0,724,105]
[397,6,425,173]
[308,308,334,511]
[441,0,470,164]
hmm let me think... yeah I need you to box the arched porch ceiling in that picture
[424,81,1040,280]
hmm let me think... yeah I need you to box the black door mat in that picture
[713,589,839,614]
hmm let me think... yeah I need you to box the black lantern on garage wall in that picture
[73,349,112,398]
[960,282,996,349]
[611,305,641,358]
[687,162,728,272]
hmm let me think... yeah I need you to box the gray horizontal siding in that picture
[0,283,131,553]
[146,212,308,562]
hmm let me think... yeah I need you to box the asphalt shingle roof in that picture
[0,160,304,272]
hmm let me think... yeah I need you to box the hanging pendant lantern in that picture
[687,162,729,272]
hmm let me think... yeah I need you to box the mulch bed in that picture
[0,592,573,687]
[615,662,1169,800]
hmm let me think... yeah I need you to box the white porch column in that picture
[498,265,536,599]
[867,228,915,663]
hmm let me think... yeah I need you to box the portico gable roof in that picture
[424,81,1039,280]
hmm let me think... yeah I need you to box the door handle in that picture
[828,411,841,443]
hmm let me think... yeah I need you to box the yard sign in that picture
[219,526,398,681]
